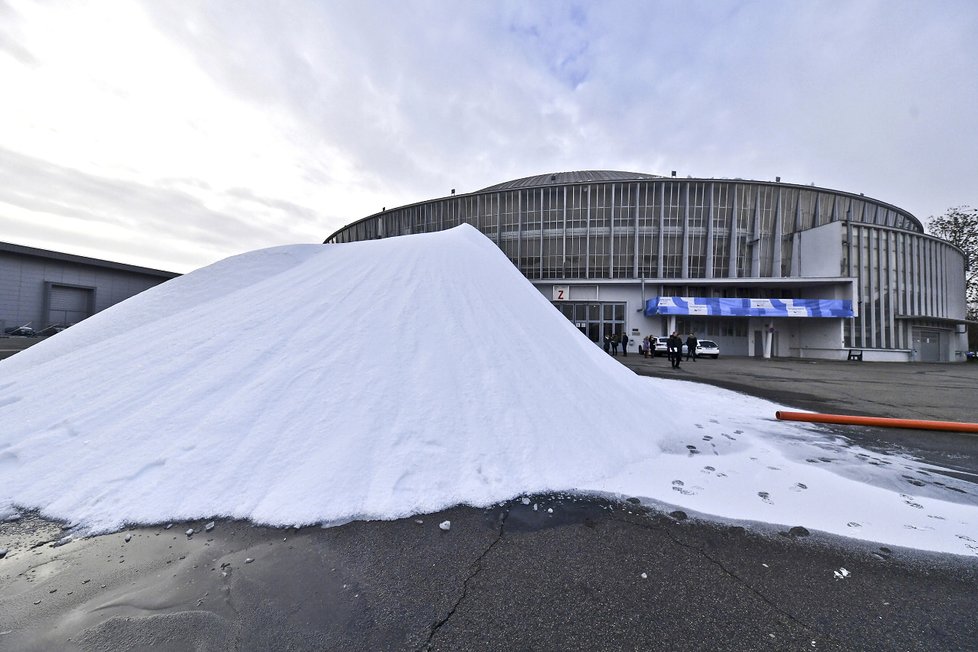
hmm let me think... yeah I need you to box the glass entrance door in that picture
[554,302,626,345]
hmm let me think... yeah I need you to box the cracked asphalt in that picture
[1,357,977,651]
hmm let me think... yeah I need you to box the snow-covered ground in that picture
[1,225,976,555]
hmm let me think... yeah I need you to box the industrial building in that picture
[326,171,970,362]
[0,241,178,348]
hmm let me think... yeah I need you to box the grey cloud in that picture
[0,147,329,271]
[134,1,978,221]
[5,0,976,273]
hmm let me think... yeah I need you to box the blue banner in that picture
[644,297,853,318]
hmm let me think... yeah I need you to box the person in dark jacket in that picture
[685,333,698,361]
[611,333,619,356]
[667,331,683,368]
[620,332,629,356]
[603,333,611,354]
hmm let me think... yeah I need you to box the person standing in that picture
[603,333,611,354]
[611,333,620,356]
[668,331,683,368]
[685,332,698,362]
[621,332,629,356]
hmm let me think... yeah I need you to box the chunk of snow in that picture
[833,567,851,580]
[439,520,451,531]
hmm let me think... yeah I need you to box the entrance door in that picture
[753,330,764,357]
[912,329,941,362]
[553,301,626,346]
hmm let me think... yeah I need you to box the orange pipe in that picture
[775,411,978,434]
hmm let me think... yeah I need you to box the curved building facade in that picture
[326,171,970,362]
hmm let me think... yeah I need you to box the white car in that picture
[653,337,686,357]
[695,340,720,359]
[653,337,720,359]
[653,337,669,356]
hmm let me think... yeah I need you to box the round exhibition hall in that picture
[326,170,970,363]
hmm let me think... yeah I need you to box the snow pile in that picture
[1,224,976,556]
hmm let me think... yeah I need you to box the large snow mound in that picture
[1,225,976,556]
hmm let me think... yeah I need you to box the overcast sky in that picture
[1,1,976,273]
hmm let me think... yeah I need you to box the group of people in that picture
[602,332,630,356]
[666,332,699,368]
[604,330,699,368]
[635,332,699,368]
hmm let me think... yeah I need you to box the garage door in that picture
[48,285,93,326]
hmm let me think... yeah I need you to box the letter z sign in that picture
[553,285,569,301]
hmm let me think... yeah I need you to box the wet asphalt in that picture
[1,356,977,651]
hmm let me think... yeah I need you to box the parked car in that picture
[3,326,36,337]
[696,340,720,359]
[652,336,720,359]
[36,324,69,336]
[654,337,669,357]
[653,336,690,357]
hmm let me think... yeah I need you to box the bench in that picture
[847,349,864,361]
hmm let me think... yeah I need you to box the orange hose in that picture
[775,411,978,434]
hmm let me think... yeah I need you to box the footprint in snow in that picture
[758,491,773,504]
[847,522,861,528]
[789,483,808,492]
[722,433,736,441]
[702,435,713,441]
[694,423,704,429]
[900,494,924,509]
[671,479,695,495]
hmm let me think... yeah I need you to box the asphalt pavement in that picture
[2,355,977,651]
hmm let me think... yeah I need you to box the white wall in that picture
[797,222,843,277]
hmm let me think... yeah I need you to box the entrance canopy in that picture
[645,297,853,318]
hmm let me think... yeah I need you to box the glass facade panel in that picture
[637,182,657,278]
[660,182,682,278]
[687,183,708,278]
[611,184,635,278]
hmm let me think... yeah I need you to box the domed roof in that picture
[478,170,661,192]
